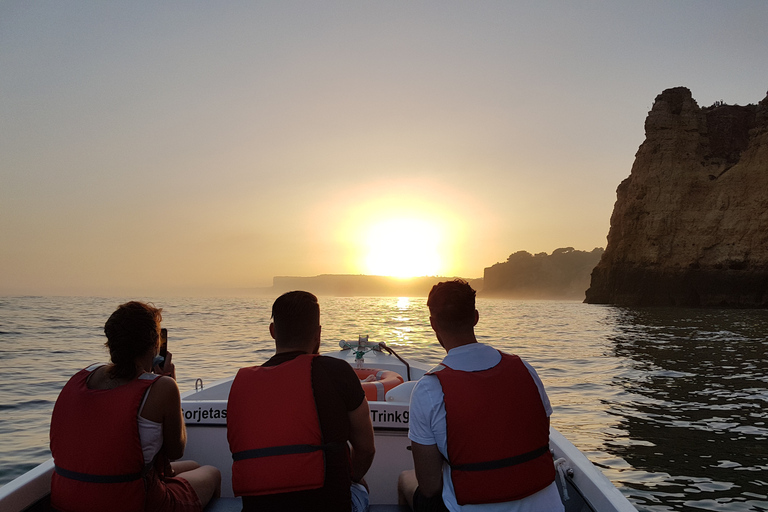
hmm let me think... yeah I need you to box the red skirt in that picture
[144,466,202,512]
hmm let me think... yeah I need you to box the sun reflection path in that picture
[390,297,414,344]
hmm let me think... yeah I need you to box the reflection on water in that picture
[606,308,768,511]
[1,297,767,510]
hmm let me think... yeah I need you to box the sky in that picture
[2,1,767,296]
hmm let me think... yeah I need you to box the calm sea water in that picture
[1,296,767,511]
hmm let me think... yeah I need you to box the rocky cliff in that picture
[585,87,768,307]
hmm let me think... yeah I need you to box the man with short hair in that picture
[398,279,564,511]
[227,291,375,512]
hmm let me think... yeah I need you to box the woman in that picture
[50,301,221,512]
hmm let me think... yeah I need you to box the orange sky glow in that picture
[315,180,488,279]
[1,2,767,296]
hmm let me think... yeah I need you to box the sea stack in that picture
[585,87,768,307]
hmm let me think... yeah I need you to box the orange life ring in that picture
[354,368,404,402]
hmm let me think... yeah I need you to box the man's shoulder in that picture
[232,365,258,380]
[313,355,360,383]
[314,354,354,370]
[424,363,447,375]
[411,371,442,400]
[312,355,365,410]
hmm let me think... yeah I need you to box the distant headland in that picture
[245,246,603,299]
[586,87,768,307]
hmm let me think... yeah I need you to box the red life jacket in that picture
[227,354,328,496]
[431,352,556,505]
[50,365,159,512]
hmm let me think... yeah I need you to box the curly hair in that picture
[104,301,162,379]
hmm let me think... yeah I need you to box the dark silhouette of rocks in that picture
[482,247,604,299]
[585,87,768,307]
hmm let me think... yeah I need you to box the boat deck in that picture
[18,495,410,512]
[204,498,407,512]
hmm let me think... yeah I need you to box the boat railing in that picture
[339,335,412,380]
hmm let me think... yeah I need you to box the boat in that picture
[0,337,637,512]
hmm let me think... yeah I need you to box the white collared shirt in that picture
[408,343,564,512]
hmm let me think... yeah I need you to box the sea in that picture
[0,296,767,511]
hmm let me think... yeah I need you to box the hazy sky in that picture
[2,1,767,296]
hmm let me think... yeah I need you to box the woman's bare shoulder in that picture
[141,375,180,422]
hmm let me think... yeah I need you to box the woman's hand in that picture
[153,351,176,381]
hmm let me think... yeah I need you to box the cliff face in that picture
[585,87,768,307]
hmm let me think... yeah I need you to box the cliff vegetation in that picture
[482,247,604,299]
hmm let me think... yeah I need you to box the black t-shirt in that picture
[241,351,366,512]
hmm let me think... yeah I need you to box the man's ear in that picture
[269,322,276,340]
[473,310,479,327]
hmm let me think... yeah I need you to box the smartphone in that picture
[153,328,168,369]
[159,328,168,359]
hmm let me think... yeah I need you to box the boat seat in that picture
[204,497,242,512]
[385,379,417,403]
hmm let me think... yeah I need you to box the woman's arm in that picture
[140,358,186,461]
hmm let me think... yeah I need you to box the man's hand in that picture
[354,477,369,492]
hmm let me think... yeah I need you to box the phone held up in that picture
[153,328,168,370]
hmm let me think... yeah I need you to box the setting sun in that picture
[364,217,443,277]
[315,179,490,279]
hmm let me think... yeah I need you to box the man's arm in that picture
[347,399,375,483]
[411,441,444,498]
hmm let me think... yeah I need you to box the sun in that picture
[315,180,480,278]
[364,217,443,278]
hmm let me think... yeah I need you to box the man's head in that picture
[270,291,321,353]
[427,279,478,339]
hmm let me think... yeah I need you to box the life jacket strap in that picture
[232,443,328,462]
[54,465,144,484]
[450,444,550,472]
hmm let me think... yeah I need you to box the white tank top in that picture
[138,384,164,464]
